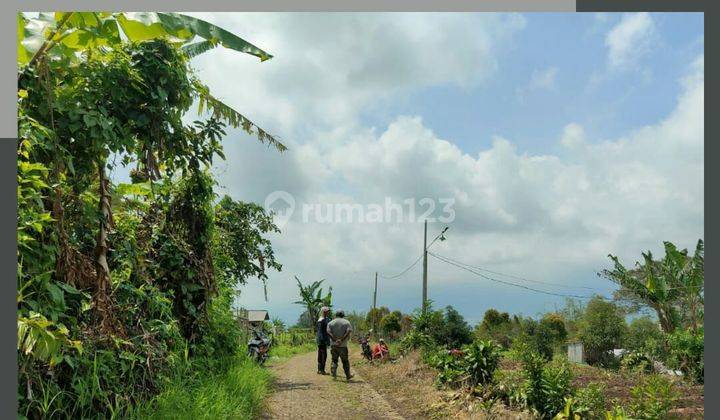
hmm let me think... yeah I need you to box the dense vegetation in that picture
[388,240,703,419]
[17,12,284,418]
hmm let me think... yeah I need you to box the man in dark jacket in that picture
[316,306,331,374]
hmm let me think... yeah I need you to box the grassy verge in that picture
[132,355,271,420]
[271,342,316,360]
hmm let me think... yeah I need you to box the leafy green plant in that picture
[522,352,574,419]
[578,297,626,367]
[573,383,607,418]
[629,375,677,419]
[463,340,501,387]
[665,327,704,383]
[620,351,654,374]
[399,329,432,354]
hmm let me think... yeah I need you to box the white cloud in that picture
[184,14,702,323]
[605,12,657,70]
[560,123,585,149]
[516,66,558,102]
[188,12,526,133]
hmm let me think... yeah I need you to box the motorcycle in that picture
[247,329,272,365]
[360,336,372,361]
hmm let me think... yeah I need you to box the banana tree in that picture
[18,12,285,332]
[601,239,704,333]
[293,277,333,325]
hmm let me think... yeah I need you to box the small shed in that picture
[247,310,270,327]
[235,308,270,331]
[568,342,584,364]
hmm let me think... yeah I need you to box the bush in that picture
[666,327,704,383]
[620,351,654,374]
[492,369,527,409]
[399,329,433,354]
[578,298,626,366]
[426,339,501,388]
[573,383,606,418]
[629,375,677,419]
[463,340,501,387]
[522,353,574,419]
[443,306,474,349]
[426,349,466,386]
[626,316,663,353]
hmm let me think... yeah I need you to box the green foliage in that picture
[492,369,528,409]
[522,352,574,419]
[426,339,501,388]
[602,240,703,333]
[380,311,403,337]
[463,340,501,387]
[17,13,283,416]
[132,355,271,420]
[578,297,627,366]
[625,316,662,351]
[293,277,332,326]
[665,327,704,383]
[573,383,607,419]
[475,309,520,348]
[620,351,654,374]
[443,306,474,348]
[628,375,677,419]
[398,329,433,354]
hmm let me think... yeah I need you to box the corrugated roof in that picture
[247,310,269,322]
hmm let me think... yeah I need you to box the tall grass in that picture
[132,355,271,420]
[271,342,316,360]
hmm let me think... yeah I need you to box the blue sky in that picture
[184,12,704,325]
[363,13,703,157]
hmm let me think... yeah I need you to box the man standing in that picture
[326,309,354,381]
[316,306,331,375]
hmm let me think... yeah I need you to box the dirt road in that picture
[263,349,405,419]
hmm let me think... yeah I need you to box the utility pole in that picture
[422,219,428,314]
[373,272,378,334]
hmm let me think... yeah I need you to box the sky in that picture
[178,12,703,325]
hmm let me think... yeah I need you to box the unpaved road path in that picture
[262,349,405,419]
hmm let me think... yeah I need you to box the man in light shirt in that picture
[326,308,354,381]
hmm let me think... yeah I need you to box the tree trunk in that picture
[94,160,115,333]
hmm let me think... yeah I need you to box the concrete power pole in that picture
[422,219,428,313]
[373,272,378,333]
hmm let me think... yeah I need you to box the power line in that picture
[378,253,422,279]
[429,251,597,299]
[432,252,602,292]
[378,225,448,280]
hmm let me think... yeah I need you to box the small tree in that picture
[380,311,403,337]
[625,316,662,354]
[443,306,473,349]
[579,297,627,366]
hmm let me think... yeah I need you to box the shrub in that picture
[522,352,574,419]
[426,349,465,386]
[463,340,501,387]
[443,306,474,349]
[426,339,501,388]
[573,383,606,418]
[492,369,527,409]
[620,351,654,374]
[626,316,663,353]
[666,327,704,383]
[399,329,432,354]
[629,375,677,419]
[578,298,626,366]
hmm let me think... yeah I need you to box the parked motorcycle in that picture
[360,335,372,361]
[247,329,272,365]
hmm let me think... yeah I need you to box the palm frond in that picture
[192,80,287,153]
